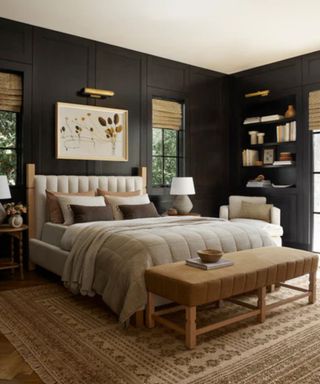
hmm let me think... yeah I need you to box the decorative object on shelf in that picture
[255,160,263,166]
[0,175,11,224]
[248,131,258,145]
[246,174,271,188]
[279,152,293,161]
[263,148,275,165]
[257,132,265,144]
[4,202,27,228]
[56,102,128,161]
[197,249,223,263]
[170,177,195,214]
[284,104,296,118]
[244,90,270,98]
[80,87,114,99]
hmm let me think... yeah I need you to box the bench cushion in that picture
[145,247,318,306]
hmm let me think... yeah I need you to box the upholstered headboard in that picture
[26,164,147,239]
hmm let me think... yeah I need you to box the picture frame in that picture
[56,102,128,161]
[263,148,275,165]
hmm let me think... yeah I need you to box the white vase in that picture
[9,214,23,228]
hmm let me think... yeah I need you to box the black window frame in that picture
[312,130,320,252]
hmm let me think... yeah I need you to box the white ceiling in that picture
[1,0,320,74]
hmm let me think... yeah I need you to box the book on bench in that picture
[186,258,234,270]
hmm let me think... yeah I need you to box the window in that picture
[309,90,320,252]
[0,72,22,185]
[152,99,184,187]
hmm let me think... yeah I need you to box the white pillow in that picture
[105,194,150,220]
[57,195,105,225]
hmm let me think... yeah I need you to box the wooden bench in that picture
[145,247,318,349]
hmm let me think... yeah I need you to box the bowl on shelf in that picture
[197,249,223,263]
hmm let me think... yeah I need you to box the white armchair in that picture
[219,195,283,246]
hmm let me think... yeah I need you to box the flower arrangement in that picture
[4,202,27,217]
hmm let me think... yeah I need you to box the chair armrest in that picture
[271,206,281,225]
[219,205,229,220]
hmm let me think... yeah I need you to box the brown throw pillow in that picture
[97,189,141,197]
[46,190,95,224]
[70,205,114,223]
[118,202,159,220]
[239,201,273,223]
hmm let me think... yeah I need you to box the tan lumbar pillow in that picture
[96,189,141,197]
[239,201,273,223]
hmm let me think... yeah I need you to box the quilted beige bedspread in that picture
[61,216,274,323]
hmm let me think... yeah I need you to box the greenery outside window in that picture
[152,98,184,187]
[0,72,22,185]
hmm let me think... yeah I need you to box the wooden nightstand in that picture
[167,212,201,217]
[0,224,28,280]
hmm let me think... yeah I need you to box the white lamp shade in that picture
[0,175,11,199]
[170,177,195,195]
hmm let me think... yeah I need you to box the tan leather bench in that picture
[145,247,318,348]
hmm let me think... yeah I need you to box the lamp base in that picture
[172,195,193,214]
[0,203,6,224]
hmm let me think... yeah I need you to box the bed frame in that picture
[25,163,147,326]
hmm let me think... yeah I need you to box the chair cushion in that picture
[229,195,267,219]
[230,218,283,237]
[239,201,273,223]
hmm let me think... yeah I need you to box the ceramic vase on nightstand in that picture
[9,214,23,228]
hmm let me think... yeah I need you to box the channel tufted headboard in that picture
[26,164,147,239]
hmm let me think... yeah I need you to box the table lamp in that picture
[0,175,11,224]
[170,177,195,214]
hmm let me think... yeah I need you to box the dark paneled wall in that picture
[0,17,229,216]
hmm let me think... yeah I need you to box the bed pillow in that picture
[119,202,159,220]
[46,190,95,224]
[57,195,106,225]
[97,189,141,197]
[104,194,150,220]
[239,201,273,223]
[70,205,114,223]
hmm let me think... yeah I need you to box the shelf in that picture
[243,117,295,127]
[248,141,296,148]
[244,187,297,194]
[243,164,295,169]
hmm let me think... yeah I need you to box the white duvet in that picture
[61,216,274,323]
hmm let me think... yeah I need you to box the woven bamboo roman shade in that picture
[152,99,182,130]
[309,90,320,130]
[0,72,22,113]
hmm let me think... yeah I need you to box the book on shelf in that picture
[243,117,261,125]
[271,184,294,188]
[242,149,259,166]
[260,114,284,122]
[246,179,272,188]
[186,258,234,270]
[276,121,296,142]
[273,160,295,166]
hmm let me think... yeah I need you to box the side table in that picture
[0,224,28,279]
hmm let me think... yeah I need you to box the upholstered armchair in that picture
[219,195,283,246]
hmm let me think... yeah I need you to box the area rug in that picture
[0,277,319,384]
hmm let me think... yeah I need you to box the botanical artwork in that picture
[56,102,128,161]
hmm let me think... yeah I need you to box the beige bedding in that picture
[61,216,274,323]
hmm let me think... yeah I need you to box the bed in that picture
[26,164,275,324]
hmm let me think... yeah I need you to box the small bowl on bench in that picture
[197,249,223,263]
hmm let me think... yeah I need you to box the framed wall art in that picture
[56,102,128,161]
[262,147,275,165]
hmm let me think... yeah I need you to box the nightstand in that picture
[0,224,28,280]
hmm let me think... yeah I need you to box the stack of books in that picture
[186,258,234,270]
[243,117,260,125]
[242,149,259,166]
[273,152,295,166]
[246,179,272,188]
[276,121,296,142]
[260,114,284,122]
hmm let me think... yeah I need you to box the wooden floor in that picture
[0,268,58,384]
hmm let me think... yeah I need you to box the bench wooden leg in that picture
[309,271,317,304]
[146,292,155,328]
[185,306,196,349]
[257,286,266,323]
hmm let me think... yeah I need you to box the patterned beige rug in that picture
[0,277,319,384]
